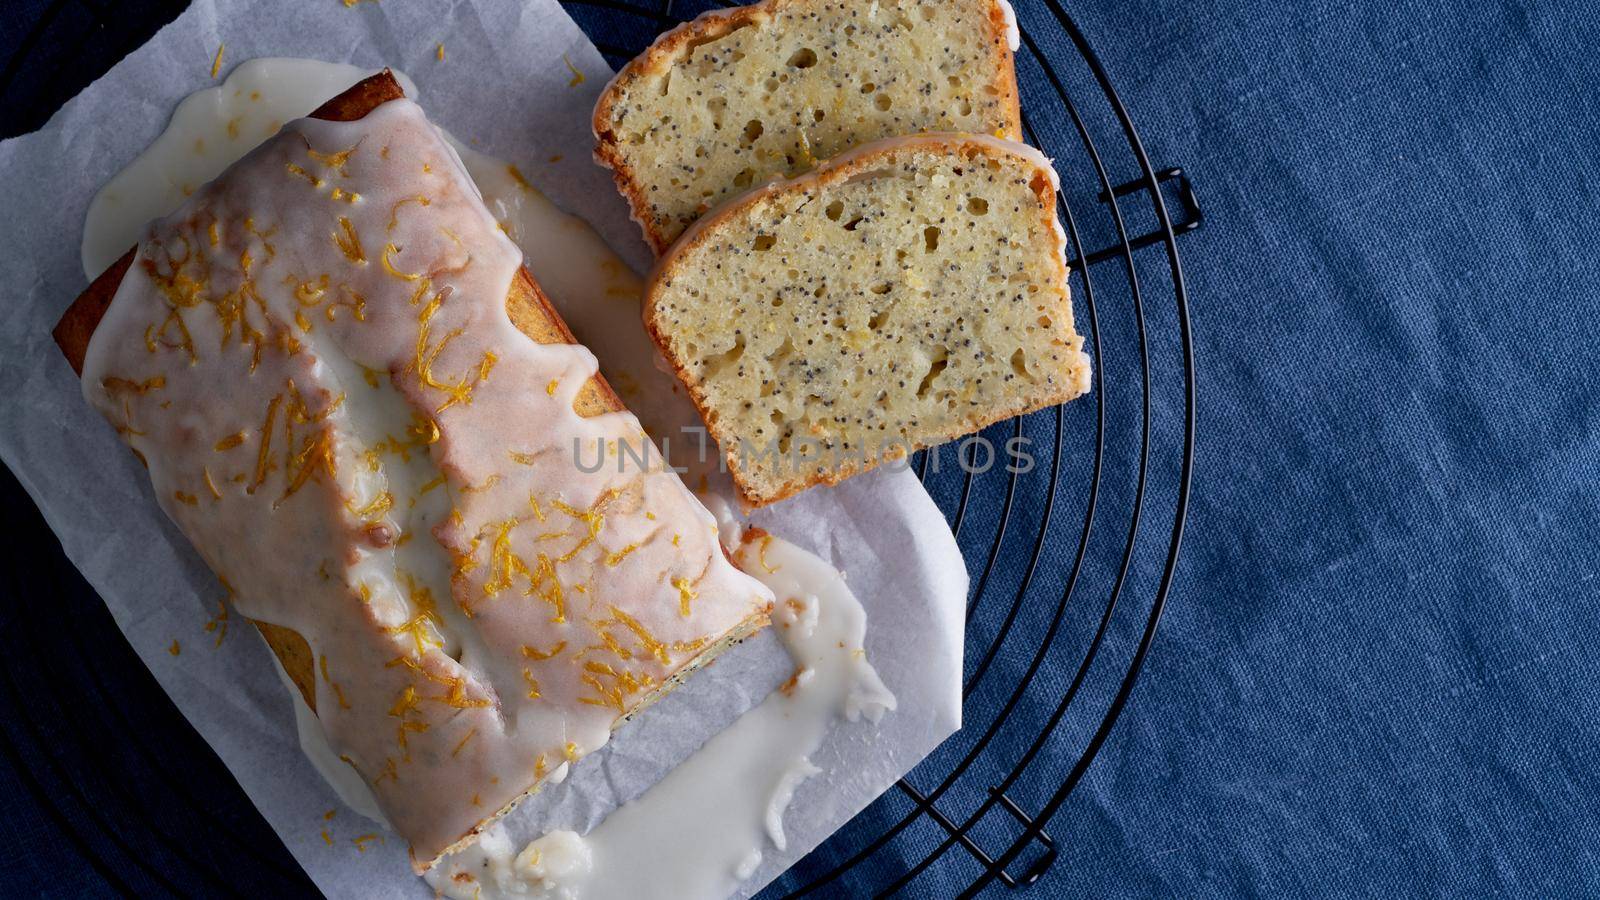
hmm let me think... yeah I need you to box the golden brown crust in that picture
[52,251,130,374]
[254,620,318,706]
[592,0,1024,255]
[986,3,1025,139]
[593,4,769,255]
[643,135,1077,507]
[54,71,627,711]
[506,267,625,417]
[309,70,407,121]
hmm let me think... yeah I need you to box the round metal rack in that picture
[0,0,1197,896]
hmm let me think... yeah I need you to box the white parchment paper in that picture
[0,1,967,896]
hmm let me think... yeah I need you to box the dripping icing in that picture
[426,528,895,900]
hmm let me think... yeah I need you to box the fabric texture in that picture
[1,0,1597,896]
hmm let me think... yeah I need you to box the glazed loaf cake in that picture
[55,72,772,870]
[594,0,1023,253]
[644,133,1092,506]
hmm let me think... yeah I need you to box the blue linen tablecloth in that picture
[981,0,1599,894]
[2,0,1597,895]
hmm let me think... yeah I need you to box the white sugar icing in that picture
[80,94,771,868]
[426,526,894,900]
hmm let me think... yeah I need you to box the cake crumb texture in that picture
[646,136,1091,505]
[596,0,1021,251]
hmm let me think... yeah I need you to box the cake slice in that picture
[644,133,1092,506]
[594,0,1022,253]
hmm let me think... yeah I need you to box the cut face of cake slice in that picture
[594,0,1023,253]
[644,133,1092,507]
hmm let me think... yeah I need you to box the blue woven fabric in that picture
[1044,0,1594,894]
[2,0,1598,896]
[743,0,1596,894]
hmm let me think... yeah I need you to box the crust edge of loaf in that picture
[592,0,1024,255]
[419,607,769,870]
[641,132,1090,507]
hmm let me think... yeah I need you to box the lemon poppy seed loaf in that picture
[55,72,773,871]
[594,0,1023,253]
[644,133,1092,506]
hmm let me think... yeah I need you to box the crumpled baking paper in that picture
[0,0,966,896]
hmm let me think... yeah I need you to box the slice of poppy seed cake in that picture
[594,0,1023,253]
[643,134,1092,506]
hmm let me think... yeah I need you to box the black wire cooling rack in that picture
[0,0,1197,896]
